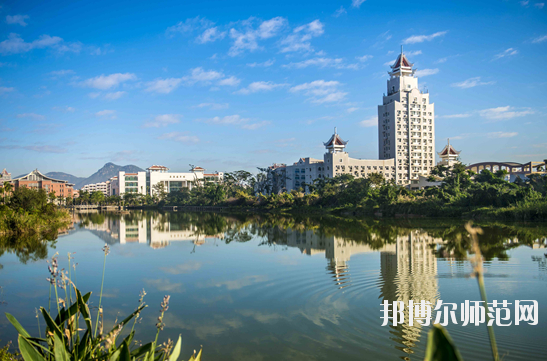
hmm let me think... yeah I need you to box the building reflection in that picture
[78,213,224,248]
[272,227,442,359]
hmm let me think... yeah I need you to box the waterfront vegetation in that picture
[75,165,547,220]
[0,184,70,239]
[4,248,202,361]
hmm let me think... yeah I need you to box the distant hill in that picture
[45,163,144,189]
[45,172,86,186]
[77,162,143,189]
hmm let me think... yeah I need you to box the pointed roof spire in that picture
[389,47,414,77]
[324,128,348,153]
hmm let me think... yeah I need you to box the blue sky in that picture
[0,0,546,177]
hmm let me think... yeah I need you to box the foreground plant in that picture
[424,222,499,361]
[5,247,202,361]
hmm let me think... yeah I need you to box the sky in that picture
[0,0,546,177]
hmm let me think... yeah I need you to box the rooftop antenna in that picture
[401,45,403,55]
[334,126,337,134]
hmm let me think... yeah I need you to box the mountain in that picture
[45,163,144,189]
[45,172,86,186]
[75,162,144,189]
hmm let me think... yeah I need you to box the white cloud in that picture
[236,81,287,94]
[333,6,347,17]
[535,3,545,8]
[532,34,547,43]
[479,106,533,121]
[195,102,229,110]
[158,132,199,143]
[48,69,75,78]
[402,31,447,44]
[290,80,347,104]
[0,86,14,94]
[246,59,275,67]
[405,50,422,56]
[6,15,29,26]
[104,91,126,100]
[0,33,80,55]
[145,67,237,94]
[196,27,226,44]
[217,76,241,86]
[52,106,75,112]
[165,16,213,37]
[347,107,359,113]
[17,113,45,120]
[493,48,518,60]
[280,19,324,53]
[488,131,518,138]
[144,114,181,128]
[228,17,287,56]
[356,55,373,62]
[440,113,471,119]
[186,67,224,83]
[283,57,358,70]
[258,17,287,39]
[80,73,136,90]
[415,68,439,77]
[203,114,269,130]
[451,77,495,88]
[242,120,270,130]
[88,92,102,99]
[435,57,448,64]
[95,109,116,118]
[359,116,377,127]
[352,0,366,8]
[520,0,530,5]
[145,77,183,94]
[205,114,249,125]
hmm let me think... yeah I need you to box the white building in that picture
[283,130,396,192]
[108,165,224,197]
[378,48,435,185]
[81,181,109,196]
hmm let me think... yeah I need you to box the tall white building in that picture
[378,48,435,185]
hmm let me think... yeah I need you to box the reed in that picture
[5,248,202,361]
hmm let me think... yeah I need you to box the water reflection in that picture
[50,211,547,360]
[77,211,225,248]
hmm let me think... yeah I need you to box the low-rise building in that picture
[108,165,224,197]
[260,129,397,194]
[81,181,109,196]
[0,168,12,183]
[10,169,74,198]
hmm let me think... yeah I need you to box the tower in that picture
[437,139,461,168]
[378,48,435,186]
[323,127,348,154]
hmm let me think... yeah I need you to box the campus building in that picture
[10,169,74,198]
[108,165,223,197]
[258,49,435,193]
[0,169,11,183]
[283,130,396,192]
[81,181,109,196]
[378,48,435,185]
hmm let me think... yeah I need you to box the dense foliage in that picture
[0,185,71,236]
[71,166,547,220]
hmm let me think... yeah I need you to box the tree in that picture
[48,191,57,204]
[91,191,105,205]
[367,172,385,187]
[3,181,13,204]
[152,182,168,202]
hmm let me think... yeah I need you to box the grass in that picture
[4,247,202,361]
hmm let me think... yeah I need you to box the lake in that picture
[1,211,546,360]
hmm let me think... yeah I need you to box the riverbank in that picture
[0,187,72,237]
[122,198,547,222]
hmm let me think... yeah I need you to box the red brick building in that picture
[11,169,75,198]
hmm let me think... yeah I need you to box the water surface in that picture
[1,211,546,360]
